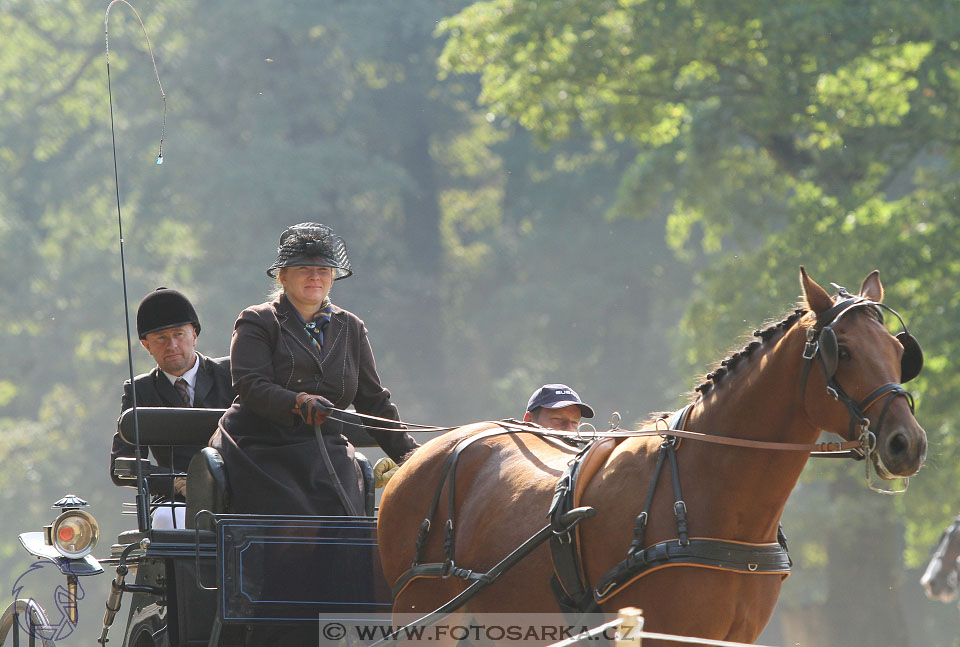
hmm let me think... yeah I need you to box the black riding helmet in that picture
[137,287,201,339]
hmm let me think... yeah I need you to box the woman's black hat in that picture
[137,287,201,339]
[266,222,353,280]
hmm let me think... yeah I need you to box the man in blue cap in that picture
[523,383,595,432]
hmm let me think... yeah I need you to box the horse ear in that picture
[859,270,884,302]
[800,266,833,314]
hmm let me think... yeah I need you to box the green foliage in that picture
[0,1,691,617]
[1,0,955,642]
[440,0,960,529]
[440,0,960,641]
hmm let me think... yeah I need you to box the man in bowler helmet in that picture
[109,288,236,526]
[523,383,595,432]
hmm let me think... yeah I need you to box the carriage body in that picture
[2,407,389,647]
[107,519,390,647]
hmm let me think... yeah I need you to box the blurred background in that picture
[0,0,957,644]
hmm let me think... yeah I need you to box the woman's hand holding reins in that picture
[295,392,334,426]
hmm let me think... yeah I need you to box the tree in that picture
[0,0,688,609]
[438,0,960,644]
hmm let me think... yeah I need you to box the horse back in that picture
[377,422,579,608]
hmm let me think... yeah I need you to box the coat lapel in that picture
[319,309,345,369]
[193,354,213,406]
[277,297,324,372]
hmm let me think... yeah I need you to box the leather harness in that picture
[391,421,593,601]
[548,406,792,616]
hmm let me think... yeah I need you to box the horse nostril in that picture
[887,432,909,456]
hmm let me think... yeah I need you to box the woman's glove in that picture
[295,392,334,426]
[374,457,399,488]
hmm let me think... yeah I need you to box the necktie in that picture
[174,377,191,406]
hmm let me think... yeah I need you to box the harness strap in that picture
[547,443,598,615]
[594,405,792,607]
[664,404,693,432]
[665,438,689,546]
[549,406,695,617]
[412,424,522,566]
[629,405,692,555]
[391,563,493,598]
[628,446,667,555]
[831,380,912,442]
[594,538,792,603]
[548,442,593,533]
[391,507,595,608]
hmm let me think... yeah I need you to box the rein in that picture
[346,292,919,471]
[333,409,867,456]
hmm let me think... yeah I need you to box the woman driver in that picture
[210,222,417,515]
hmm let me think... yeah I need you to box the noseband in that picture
[800,291,923,477]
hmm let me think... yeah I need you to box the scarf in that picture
[297,298,333,355]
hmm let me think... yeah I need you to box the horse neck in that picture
[683,322,821,536]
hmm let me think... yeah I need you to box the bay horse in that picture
[378,268,927,644]
[920,514,960,603]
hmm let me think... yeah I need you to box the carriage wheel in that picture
[0,599,56,647]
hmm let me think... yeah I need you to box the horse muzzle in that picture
[871,420,926,480]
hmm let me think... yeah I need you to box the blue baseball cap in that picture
[526,384,594,418]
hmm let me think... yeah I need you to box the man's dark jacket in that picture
[110,353,236,487]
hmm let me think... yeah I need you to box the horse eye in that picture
[838,346,851,361]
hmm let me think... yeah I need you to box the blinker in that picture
[810,299,923,384]
[897,332,923,383]
[819,327,839,378]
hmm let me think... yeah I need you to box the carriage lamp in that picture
[43,494,100,559]
[47,509,100,558]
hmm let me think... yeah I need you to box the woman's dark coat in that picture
[210,295,417,515]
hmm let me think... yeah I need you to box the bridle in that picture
[799,288,923,493]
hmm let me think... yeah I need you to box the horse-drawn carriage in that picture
[1,268,931,647]
[1,407,392,647]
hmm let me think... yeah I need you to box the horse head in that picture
[799,268,926,479]
[921,516,960,603]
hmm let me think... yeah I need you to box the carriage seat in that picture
[185,447,229,530]
[184,446,376,528]
[119,407,379,527]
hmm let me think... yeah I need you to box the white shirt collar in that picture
[162,352,200,389]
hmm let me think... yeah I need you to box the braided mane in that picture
[642,304,810,426]
[692,306,809,396]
